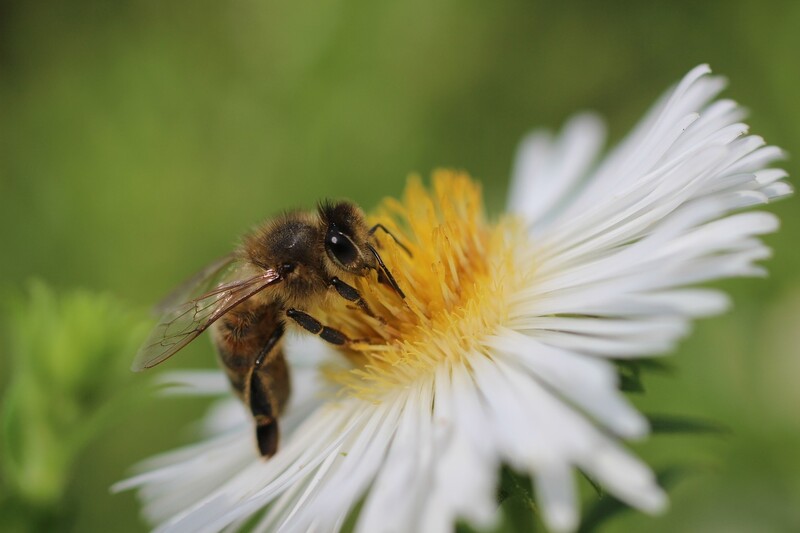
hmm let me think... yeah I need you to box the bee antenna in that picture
[368,224,412,257]
[366,243,406,299]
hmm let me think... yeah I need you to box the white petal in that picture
[762,181,793,200]
[428,364,498,528]
[577,437,667,513]
[470,355,664,520]
[534,463,578,533]
[509,113,606,226]
[279,399,404,531]
[356,381,435,532]
[156,370,230,396]
[487,330,648,438]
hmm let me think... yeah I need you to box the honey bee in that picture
[134,201,408,457]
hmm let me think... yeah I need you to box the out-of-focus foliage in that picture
[1,0,798,531]
[0,282,147,531]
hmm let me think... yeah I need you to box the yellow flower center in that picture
[320,170,527,399]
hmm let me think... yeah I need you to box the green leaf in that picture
[616,362,645,393]
[624,359,675,375]
[646,413,730,435]
[618,372,646,393]
[0,281,148,518]
[615,359,674,394]
[581,471,604,498]
[458,466,541,533]
[339,496,366,533]
[496,467,539,532]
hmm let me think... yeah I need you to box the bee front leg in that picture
[329,276,381,321]
[286,308,368,347]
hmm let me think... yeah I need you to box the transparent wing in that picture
[153,254,240,315]
[133,267,282,371]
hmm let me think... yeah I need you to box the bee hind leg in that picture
[249,324,290,458]
[254,417,279,458]
[248,367,278,457]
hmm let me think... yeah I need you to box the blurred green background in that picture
[1,0,798,531]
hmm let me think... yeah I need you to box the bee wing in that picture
[153,254,240,315]
[133,268,283,371]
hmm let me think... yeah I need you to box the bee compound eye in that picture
[326,228,358,267]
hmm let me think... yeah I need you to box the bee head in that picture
[318,201,374,276]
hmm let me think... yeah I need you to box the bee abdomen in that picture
[210,300,291,457]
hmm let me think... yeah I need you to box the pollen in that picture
[320,170,528,399]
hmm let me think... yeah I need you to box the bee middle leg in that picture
[286,308,368,347]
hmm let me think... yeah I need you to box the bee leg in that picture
[329,276,383,322]
[254,322,285,369]
[366,243,406,299]
[249,323,287,458]
[286,308,366,347]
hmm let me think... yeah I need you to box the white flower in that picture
[116,65,790,532]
